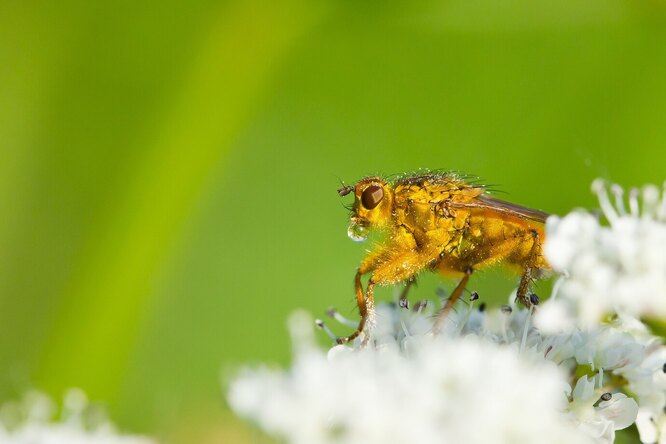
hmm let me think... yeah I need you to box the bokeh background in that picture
[2,0,666,442]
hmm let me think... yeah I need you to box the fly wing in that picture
[449,195,549,223]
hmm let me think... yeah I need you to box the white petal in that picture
[597,394,639,430]
[635,408,658,444]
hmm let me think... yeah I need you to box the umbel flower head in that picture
[229,309,590,444]
[0,389,155,444]
[536,179,666,442]
[542,180,666,327]
[227,181,666,444]
[229,296,656,444]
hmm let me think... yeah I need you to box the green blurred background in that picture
[2,0,666,442]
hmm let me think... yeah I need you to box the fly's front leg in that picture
[337,247,434,344]
[336,270,373,344]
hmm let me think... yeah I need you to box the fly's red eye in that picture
[361,185,384,209]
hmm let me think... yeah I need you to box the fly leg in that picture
[336,247,434,344]
[336,270,373,344]
[433,267,473,332]
[515,230,541,308]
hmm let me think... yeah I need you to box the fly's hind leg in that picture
[515,230,542,308]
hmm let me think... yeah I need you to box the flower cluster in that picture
[543,180,666,327]
[0,389,155,444]
[230,299,659,443]
[227,181,666,444]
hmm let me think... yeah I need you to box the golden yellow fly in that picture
[337,171,549,344]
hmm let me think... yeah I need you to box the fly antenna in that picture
[337,179,353,197]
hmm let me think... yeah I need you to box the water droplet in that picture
[347,219,368,242]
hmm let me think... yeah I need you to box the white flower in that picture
[0,389,155,444]
[228,307,593,444]
[620,344,666,443]
[636,408,666,444]
[228,310,588,444]
[566,375,638,443]
[574,328,645,372]
[228,295,666,443]
[545,180,666,326]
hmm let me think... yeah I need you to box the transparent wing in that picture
[449,195,549,223]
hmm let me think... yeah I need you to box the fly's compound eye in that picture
[361,185,384,209]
